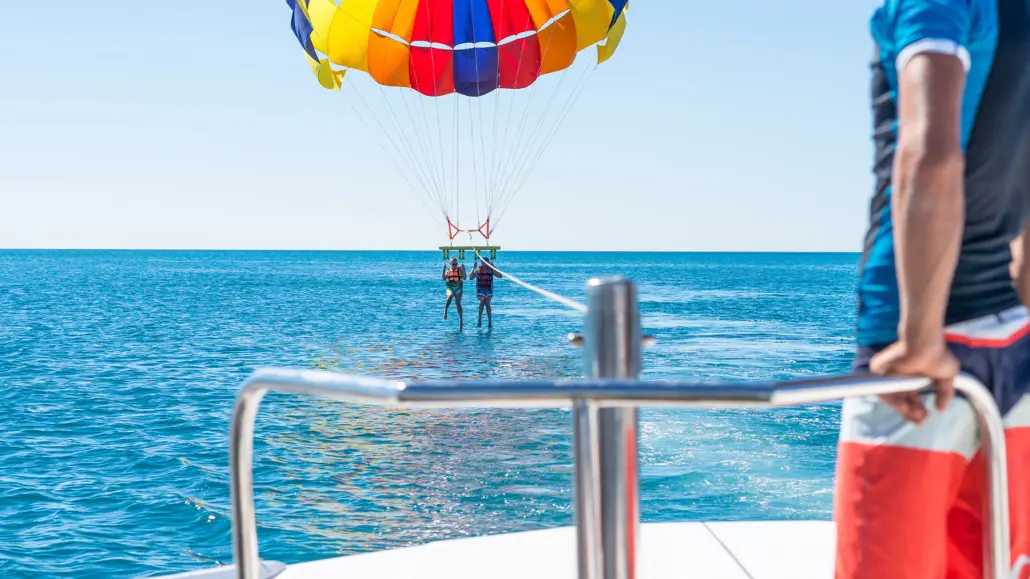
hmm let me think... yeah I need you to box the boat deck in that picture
[162,521,835,579]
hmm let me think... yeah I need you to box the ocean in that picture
[0,250,858,577]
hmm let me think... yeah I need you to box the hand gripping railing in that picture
[229,278,1011,579]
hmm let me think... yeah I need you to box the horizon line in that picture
[0,247,862,254]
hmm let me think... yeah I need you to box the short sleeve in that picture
[890,0,972,71]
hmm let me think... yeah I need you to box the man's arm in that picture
[893,52,967,346]
[869,51,966,422]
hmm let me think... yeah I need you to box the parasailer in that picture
[442,256,467,329]
[469,257,502,328]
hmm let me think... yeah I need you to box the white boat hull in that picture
[159,521,835,579]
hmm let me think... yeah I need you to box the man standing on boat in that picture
[469,257,502,329]
[836,2,1030,578]
[443,257,466,330]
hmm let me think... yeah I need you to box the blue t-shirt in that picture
[857,0,1029,346]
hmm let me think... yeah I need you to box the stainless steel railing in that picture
[229,277,1011,579]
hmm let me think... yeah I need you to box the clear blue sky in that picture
[0,2,879,251]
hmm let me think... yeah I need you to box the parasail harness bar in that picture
[440,246,500,261]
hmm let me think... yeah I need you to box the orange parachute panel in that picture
[368,0,420,87]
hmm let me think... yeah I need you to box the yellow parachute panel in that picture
[326,0,382,72]
[568,0,608,50]
[306,0,338,54]
[597,7,626,64]
[306,54,346,90]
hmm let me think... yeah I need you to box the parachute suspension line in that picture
[495,61,598,225]
[371,81,446,212]
[492,86,526,216]
[493,47,577,215]
[398,86,445,209]
[412,0,450,221]
[515,61,598,198]
[353,83,433,201]
[346,78,441,216]
[373,86,430,192]
[487,13,561,227]
[335,2,446,215]
[512,63,597,200]
[467,233,587,314]
[407,90,440,200]
[342,81,438,220]
[487,91,503,219]
[485,3,507,217]
[515,57,588,178]
[501,23,566,174]
[487,9,536,219]
[493,67,560,215]
[492,68,572,219]
[467,95,482,232]
[453,95,461,228]
[476,92,488,228]
[358,14,447,216]
[473,99,482,229]
[411,0,448,207]
[468,12,486,235]
[457,96,463,230]
[496,55,596,222]
[487,88,505,218]
[393,90,442,211]
[411,78,447,205]
[433,87,448,211]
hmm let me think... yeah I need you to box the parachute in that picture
[286,0,629,242]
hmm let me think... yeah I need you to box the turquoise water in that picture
[0,251,858,578]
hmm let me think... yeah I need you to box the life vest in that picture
[446,266,463,283]
[477,266,494,289]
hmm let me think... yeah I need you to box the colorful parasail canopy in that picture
[287,0,628,94]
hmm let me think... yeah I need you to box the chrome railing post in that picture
[575,278,642,579]
[954,375,1011,579]
[230,382,269,579]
